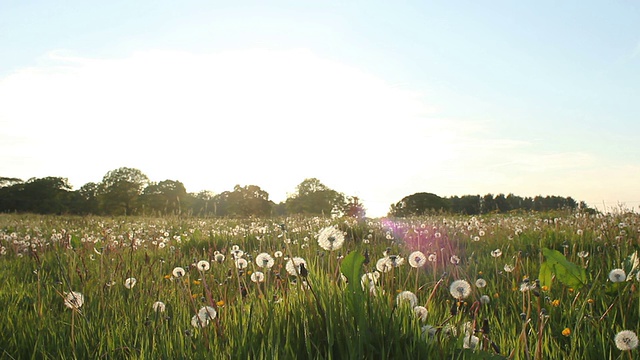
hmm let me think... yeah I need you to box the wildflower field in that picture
[1,211,639,359]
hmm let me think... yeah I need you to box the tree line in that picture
[0,167,589,218]
[0,167,363,218]
[388,192,592,217]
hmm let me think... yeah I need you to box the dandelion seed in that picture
[413,306,428,322]
[255,253,274,268]
[463,335,480,349]
[491,249,502,258]
[504,264,514,273]
[197,260,210,272]
[480,295,490,305]
[317,226,345,251]
[609,268,626,283]
[235,258,248,270]
[376,257,392,273]
[285,257,307,276]
[251,271,265,283]
[396,290,418,308]
[153,301,166,313]
[63,291,84,310]
[449,279,472,300]
[274,251,283,258]
[408,251,427,268]
[124,277,137,289]
[198,306,217,322]
[214,252,225,263]
[615,330,639,351]
[191,314,209,328]
[172,267,186,278]
[475,278,487,288]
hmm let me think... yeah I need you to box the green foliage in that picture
[539,248,587,290]
[340,251,365,296]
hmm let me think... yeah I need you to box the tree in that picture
[286,178,347,216]
[141,180,189,215]
[388,192,450,217]
[190,190,216,216]
[21,177,72,214]
[98,167,150,215]
[213,185,273,217]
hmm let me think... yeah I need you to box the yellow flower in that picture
[164,274,171,280]
[551,299,560,307]
[562,328,571,337]
[568,288,574,293]
[192,280,201,285]
[541,285,549,292]
[493,293,500,299]
[216,300,225,307]
[587,298,594,304]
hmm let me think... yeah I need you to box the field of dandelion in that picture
[0,211,639,359]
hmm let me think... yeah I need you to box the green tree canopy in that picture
[285,178,347,216]
[388,192,450,217]
[98,167,150,215]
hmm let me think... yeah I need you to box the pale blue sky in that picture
[1,1,639,216]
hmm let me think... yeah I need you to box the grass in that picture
[0,211,639,359]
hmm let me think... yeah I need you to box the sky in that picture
[1,1,639,217]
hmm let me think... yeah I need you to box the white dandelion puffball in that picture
[172,266,186,278]
[198,306,217,322]
[317,226,345,251]
[475,278,487,288]
[490,249,502,258]
[376,257,392,273]
[609,268,626,283]
[124,277,137,289]
[64,291,84,309]
[255,253,275,268]
[197,260,210,272]
[235,258,248,270]
[463,335,480,349]
[449,279,472,300]
[152,301,166,313]
[396,290,418,308]
[191,314,209,328]
[285,257,307,276]
[251,271,265,283]
[413,306,428,322]
[615,330,639,351]
[408,251,427,268]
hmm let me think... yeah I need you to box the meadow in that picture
[0,210,639,359]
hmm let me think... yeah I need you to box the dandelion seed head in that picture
[255,253,274,268]
[124,277,137,289]
[396,290,418,308]
[491,249,502,258]
[285,257,307,276]
[408,251,427,268]
[449,279,472,300]
[413,305,428,322]
[172,267,186,278]
[196,260,210,271]
[63,291,84,309]
[251,271,265,283]
[317,226,345,251]
[609,268,626,283]
[475,278,487,288]
[615,330,639,351]
[153,301,166,313]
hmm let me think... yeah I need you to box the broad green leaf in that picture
[340,251,365,296]
[539,261,553,290]
[541,248,587,289]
